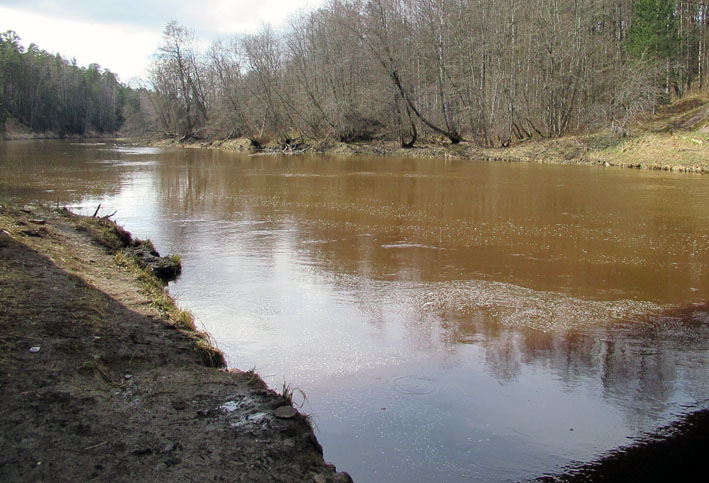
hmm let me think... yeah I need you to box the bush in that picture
[333,110,383,142]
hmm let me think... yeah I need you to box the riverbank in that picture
[1,116,119,141]
[155,95,709,173]
[0,205,351,482]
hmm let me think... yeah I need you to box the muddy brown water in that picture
[1,139,708,481]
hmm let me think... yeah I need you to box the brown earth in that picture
[0,205,351,482]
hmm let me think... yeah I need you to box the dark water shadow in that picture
[536,407,709,482]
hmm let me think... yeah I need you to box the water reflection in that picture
[148,149,708,480]
[1,140,707,481]
[150,152,709,304]
[0,140,135,204]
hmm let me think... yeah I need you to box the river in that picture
[1,139,708,481]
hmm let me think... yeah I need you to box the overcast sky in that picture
[0,0,323,84]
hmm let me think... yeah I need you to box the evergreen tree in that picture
[0,30,132,136]
[627,0,679,61]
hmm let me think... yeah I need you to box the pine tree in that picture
[626,0,679,61]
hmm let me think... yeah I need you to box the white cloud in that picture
[0,0,324,83]
[0,6,160,83]
[184,0,324,35]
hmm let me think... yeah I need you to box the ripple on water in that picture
[381,242,445,250]
[393,375,439,395]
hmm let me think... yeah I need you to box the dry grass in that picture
[588,95,709,171]
[485,95,709,171]
[113,250,225,368]
[588,132,709,171]
[641,95,709,133]
[2,206,226,369]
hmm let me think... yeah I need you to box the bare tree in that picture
[143,1,707,147]
[151,21,207,137]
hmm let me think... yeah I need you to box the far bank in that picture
[153,96,709,175]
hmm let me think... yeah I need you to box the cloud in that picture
[183,0,324,36]
[0,0,175,29]
[0,5,161,82]
[0,0,324,35]
[0,0,324,82]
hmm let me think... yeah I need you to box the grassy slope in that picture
[586,96,709,171]
[485,95,709,172]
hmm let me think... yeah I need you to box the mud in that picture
[0,205,351,482]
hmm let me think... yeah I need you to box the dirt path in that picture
[0,205,351,482]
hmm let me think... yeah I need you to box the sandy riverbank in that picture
[0,205,351,482]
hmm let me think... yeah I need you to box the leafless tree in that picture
[146,2,709,145]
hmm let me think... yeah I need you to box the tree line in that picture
[149,0,709,148]
[0,30,135,136]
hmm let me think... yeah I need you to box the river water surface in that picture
[1,140,708,481]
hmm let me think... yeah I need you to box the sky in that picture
[0,0,324,85]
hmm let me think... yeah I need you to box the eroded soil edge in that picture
[0,205,351,482]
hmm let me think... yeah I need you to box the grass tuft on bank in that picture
[60,208,226,368]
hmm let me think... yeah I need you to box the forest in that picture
[148,0,709,147]
[0,30,137,136]
[1,0,708,145]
